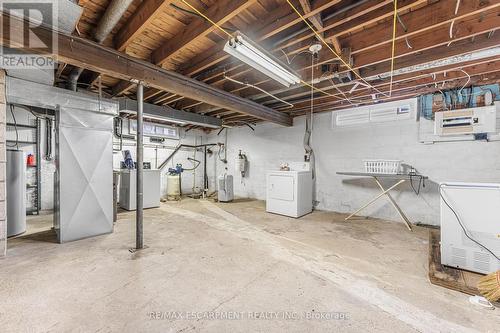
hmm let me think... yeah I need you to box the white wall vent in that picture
[370,105,411,122]
[334,109,369,126]
[332,99,416,128]
[129,120,179,139]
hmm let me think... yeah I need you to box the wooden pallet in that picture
[428,229,484,295]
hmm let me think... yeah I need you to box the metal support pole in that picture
[136,82,144,249]
[203,146,208,197]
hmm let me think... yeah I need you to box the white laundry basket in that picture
[363,159,402,174]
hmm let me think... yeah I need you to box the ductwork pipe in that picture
[67,67,83,91]
[67,0,133,91]
[94,0,134,43]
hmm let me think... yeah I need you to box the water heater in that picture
[7,150,26,237]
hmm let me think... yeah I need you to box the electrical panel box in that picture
[434,106,497,136]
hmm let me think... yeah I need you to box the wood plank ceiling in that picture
[62,0,500,129]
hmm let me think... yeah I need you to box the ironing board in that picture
[336,172,428,231]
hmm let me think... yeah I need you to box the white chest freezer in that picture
[440,182,500,274]
[119,169,161,211]
[266,164,312,218]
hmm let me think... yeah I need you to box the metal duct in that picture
[94,0,134,43]
[118,98,223,128]
[67,0,133,91]
[67,67,84,91]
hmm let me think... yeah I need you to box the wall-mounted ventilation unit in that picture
[370,105,411,122]
[334,109,369,126]
[333,100,415,128]
[129,120,179,139]
[434,106,497,136]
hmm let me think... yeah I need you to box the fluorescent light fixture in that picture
[223,32,301,87]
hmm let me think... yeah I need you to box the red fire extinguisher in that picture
[27,154,36,167]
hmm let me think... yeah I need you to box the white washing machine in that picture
[266,162,313,218]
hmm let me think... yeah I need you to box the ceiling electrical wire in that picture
[458,69,470,95]
[280,49,312,65]
[181,0,340,101]
[328,78,356,105]
[319,72,358,105]
[454,0,461,15]
[224,74,295,108]
[180,0,232,38]
[396,13,412,49]
[170,3,235,35]
[447,0,461,47]
[405,37,413,49]
[285,0,389,98]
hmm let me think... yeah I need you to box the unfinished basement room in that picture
[1,0,500,331]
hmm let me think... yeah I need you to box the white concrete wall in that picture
[207,98,500,226]
[5,106,221,209]
[0,70,6,256]
[113,120,216,197]
[6,93,500,228]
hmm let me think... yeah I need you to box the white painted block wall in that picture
[0,70,6,256]
[113,122,211,197]
[7,95,500,227]
[207,98,500,226]
[7,105,215,208]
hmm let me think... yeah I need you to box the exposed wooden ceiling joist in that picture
[0,12,292,126]
[295,70,500,115]
[60,0,500,125]
[173,0,429,101]
[152,0,258,66]
[287,60,500,112]
[178,0,342,78]
[114,0,175,52]
[251,5,500,89]
[193,32,500,116]
[298,0,323,32]
[341,0,500,55]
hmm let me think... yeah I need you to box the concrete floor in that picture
[1,198,498,332]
